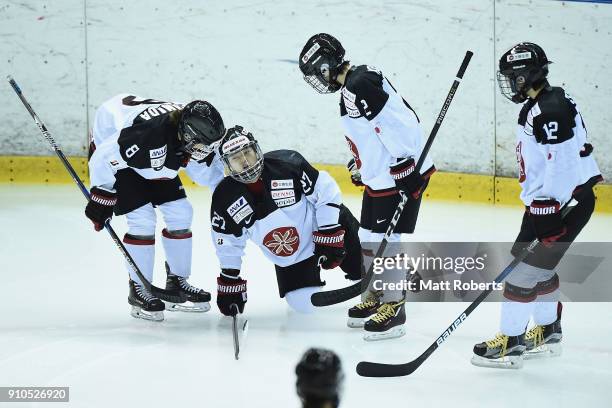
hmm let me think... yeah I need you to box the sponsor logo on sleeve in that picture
[149,145,167,171]
[341,88,360,118]
[227,196,248,217]
[271,179,294,189]
[232,205,254,224]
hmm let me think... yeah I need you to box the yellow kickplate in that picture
[1,156,610,213]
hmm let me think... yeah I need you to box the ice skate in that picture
[525,303,563,359]
[363,300,406,341]
[128,279,165,321]
[471,333,526,369]
[347,290,383,328]
[162,262,211,312]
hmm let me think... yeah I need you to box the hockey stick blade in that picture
[231,304,240,360]
[356,176,600,378]
[311,51,473,307]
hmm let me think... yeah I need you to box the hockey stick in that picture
[231,304,240,360]
[7,76,176,297]
[311,50,474,307]
[356,176,599,377]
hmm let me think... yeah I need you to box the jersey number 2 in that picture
[543,122,558,140]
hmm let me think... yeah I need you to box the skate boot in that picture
[524,302,563,359]
[163,262,211,312]
[128,279,165,321]
[471,333,526,369]
[347,290,383,328]
[363,300,406,341]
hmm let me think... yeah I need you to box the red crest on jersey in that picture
[516,142,526,183]
[344,136,362,169]
[263,227,300,257]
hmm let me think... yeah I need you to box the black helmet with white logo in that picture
[178,100,225,160]
[299,33,346,94]
[497,42,550,103]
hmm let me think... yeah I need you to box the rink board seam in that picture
[0,156,610,213]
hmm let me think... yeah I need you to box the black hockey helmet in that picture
[220,125,264,184]
[299,33,346,94]
[178,100,226,160]
[295,348,344,408]
[497,42,550,103]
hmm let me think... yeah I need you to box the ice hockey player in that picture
[210,126,362,317]
[472,43,602,368]
[295,348,344,408]
[298,33,435,340]
[86,94,226,321]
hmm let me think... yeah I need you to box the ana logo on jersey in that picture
[227,196,254,224]
[263,226,300,257]
[149,145,167,171]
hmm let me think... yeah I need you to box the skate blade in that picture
[165,301,211,313]
[363,326,406,341]
[130,306,164,322]
[525,342,562,360]
[470,354,524,369]
[347,317,365,328]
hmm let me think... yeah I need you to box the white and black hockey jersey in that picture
[89,94,224,191]
[340,65,435,191]
[515,86,602,206]
[210,150,342,270]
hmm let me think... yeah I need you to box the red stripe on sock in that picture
[162,228,193,239]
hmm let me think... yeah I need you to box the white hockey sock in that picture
[500,300,535,336]
[161,228,192,278]
[533,288,560,325]
[123,235,155,286]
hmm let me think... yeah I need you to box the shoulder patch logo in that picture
[149,145,167,171]
[263,226,300,257]
[227,196,248,217]
[341,87,360,118]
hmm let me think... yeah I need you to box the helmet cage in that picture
[221,136,264,184]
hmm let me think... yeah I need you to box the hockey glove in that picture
[529,198,567,246]
[347,158,364,187]
[313,224,346,269]
[217,269,247,316]
[390,157,426,199]
[85,186,117,231]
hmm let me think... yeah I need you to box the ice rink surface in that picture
[1,185,611,407]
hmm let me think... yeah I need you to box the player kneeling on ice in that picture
[472,43,602,369]
[210,126,363,317]
[86,95,227,321]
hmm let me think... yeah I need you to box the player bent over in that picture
[299,33,435,340]
[210,126,362,317]
[86,94,226,321]
[472,43,602,368]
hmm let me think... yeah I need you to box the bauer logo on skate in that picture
[263,227,300,256]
